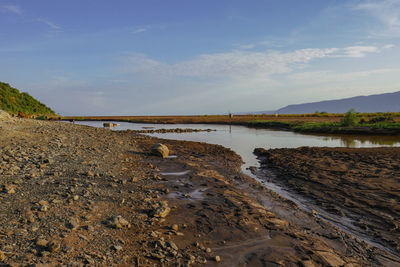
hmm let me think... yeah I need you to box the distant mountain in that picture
[276,91,400,114]
[0,82,55,115]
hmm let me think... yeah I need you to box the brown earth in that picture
[0,117,399,266]
[255,146,400,263]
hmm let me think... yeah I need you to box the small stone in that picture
[171,224,179,231]
[214,256,221,262]
[87,171,94,177]
[205,247,212,253]
[36,238,48,248]
[40,205,48,212]
[73,195,79,201]
[112,245,123,252]
[312,210,317,217]
[152,206,171,218]
[108,215,131,229]
[47,240,60,252]
[66,218,80,230]
[0,251,5,261]
[131,177,138,182]
[151,143,169,158]
[167,241,178,251]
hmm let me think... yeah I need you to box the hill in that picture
[276,91,400,114]
[0,82,55,115]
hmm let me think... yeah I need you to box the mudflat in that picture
[0,117,399,266]
[255,146,400,261]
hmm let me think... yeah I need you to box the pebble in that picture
[171,224,179,231]
[108,215,131,229]
[214,255,221,262]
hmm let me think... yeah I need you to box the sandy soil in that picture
[0,117,399,266]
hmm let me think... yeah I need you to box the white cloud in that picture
[354,0,400,36]
[1,4,22,15]
[383,44,396,49]
[37,18,61,30]
[123,48,339,78]
[341,46,379,58]
[132,28,148,34]
[288,68,400,84]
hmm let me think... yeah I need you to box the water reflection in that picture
[315,134,400,147]
[73,121,400,174]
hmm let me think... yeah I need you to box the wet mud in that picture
[255,146,400,263]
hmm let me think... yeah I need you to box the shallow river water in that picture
[75,121,400,174]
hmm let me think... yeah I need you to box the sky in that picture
[1,0,400,115]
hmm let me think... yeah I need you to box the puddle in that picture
[167,155,178,159]
[160,170,190,176]
[167,188,206,201]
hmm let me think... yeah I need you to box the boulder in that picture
[151,143,169,158]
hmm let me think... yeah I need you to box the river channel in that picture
[75,120,400,258]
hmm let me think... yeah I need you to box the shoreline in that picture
[0,117,398,265]
[61,116,400,136]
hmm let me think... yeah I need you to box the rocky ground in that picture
[0,115,399,266]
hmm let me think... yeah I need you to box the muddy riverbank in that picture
[255,146,400,262]
[0,117,399,266]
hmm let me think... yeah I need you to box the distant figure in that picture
[69,119,75,124]
[229,113,233,119]
[274,113,278,117]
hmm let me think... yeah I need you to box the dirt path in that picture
[0,117,398,266]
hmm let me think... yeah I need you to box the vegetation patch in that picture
[0,82,55,115]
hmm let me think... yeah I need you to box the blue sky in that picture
[1,0,400,115]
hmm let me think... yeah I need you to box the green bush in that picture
[341,109,358,127]
[368,113,394,123]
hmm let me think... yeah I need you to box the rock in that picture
[167,241,178,251]
[73,195,79,201]
[36,238,49,248]
[153,206,171,218]
[205,247,212,253]
[151,143,169,158]
[108,215,131,229]
[87,171,94,177]
[112,245,123,252]
[214,255,221,262]
[317,251,346,267]
[171,224,179,231]
[3,184,16,194]
[0,251,5,261]
[301,260,317,267]
[47,240,61,252]
[66,218,80,230]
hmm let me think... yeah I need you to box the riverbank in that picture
[0,117,398,266]
[62,114,400,135]
[255,146,400,261]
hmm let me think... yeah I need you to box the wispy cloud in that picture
[122,45,383,78]
[123,48,339,78]
[132,27,148,34]
[1,4,22,15]
[341,46,379,58]
[353,0,400,36]
[37,18,61,30]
